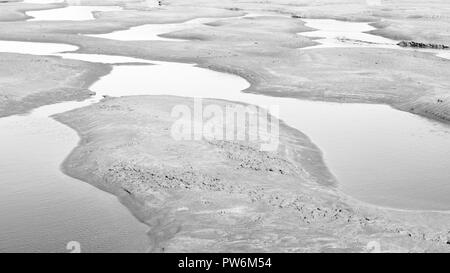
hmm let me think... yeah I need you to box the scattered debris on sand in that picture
[397,41,449,49]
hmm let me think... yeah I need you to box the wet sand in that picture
[1,0,450,252]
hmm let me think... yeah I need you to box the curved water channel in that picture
[0,9,450,251]
[86,13,271,41]
[300,19,398,49]
[0,52,153,252]
[87,17,219,42]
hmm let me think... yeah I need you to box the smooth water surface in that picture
[0,99,150,252]
[88,17,214,41]
[26,5,122,21]
[0,40,77,55]
[300,19,398,48]
[87,13,267,41]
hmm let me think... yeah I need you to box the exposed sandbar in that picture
[0,53,110,117]
[54,95,450,252]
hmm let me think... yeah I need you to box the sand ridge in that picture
[54,96,450,252]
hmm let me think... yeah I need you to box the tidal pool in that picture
[299,19,398,49]
[0,40,77,55]
[86,13,267,41]
[26,5,122,21]
[87,17,214,42]
[299,18,450,60]
[22,0,64,3]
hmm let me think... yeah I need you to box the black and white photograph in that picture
[0,0,449,258]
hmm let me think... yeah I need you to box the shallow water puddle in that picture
[0,40,77,55]
[299,18,450,60]
[87,17,214,42]
[26,5,122,21]
[56,52,154,64]
[87,13,269,41]
[299,19,398,49]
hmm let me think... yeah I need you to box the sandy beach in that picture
[1,0,450,252]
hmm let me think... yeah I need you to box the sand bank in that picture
[54,95,450,252]
[0,53,110,117]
